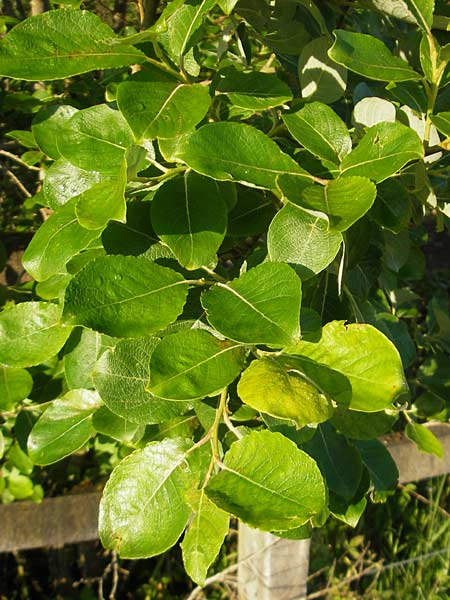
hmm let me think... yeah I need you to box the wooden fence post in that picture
[237,423,450,600]
[238,524,310,600]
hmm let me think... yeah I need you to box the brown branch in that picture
[6,169,32,198]
[398,483,450,520]
[0,149,41,171]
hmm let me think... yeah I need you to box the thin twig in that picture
[0,149,41,171]
[6,169,32,197]
[109,552,119,600]
[223,409,243,439]
[398,483,450,520]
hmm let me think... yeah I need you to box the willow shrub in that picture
[0,0,449,586]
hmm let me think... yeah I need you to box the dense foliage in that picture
[0,0,449,587]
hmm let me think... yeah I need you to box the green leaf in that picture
[8,473,34,499]
[370,178,412,233]
[6,129,37,148]
[43,158,105,210]
[283,102,352,166]
[92,406,145,444]
[298,36,348,103]
[366,0,416,23]
[331,407,397,440]
[206,430,326,531]
[330,492,367,528]
[58,104,134,176]
[237,357,333,427]
[227,187,276,237]
[0,302,72,368]
[64,327,115,390]
[267,204,343,278]
[63,256,188,337]
[165,0,216,62]
[22,198,102,281]
[0,366,33,411]
[7,442,35,475]
[28,389,102,465]
[304,424,363,500]
[278,354,352,407]
[0,9,145,80]
[405,422,444,457]
[340,122,424,183]
[117,69,211,141]
[355,439,399,491]
[32,104,78,159]
[147,329,245,400]
[151,172,228,270]
[353,97,396,128]
[181,489,230,586]
[279,177,377,232]
[201,262,302,346]
[99,438,197,558]
[291,321,409,412]
[215,67,293,110]
[93,337,191,424]
[329,30,421,82]
[75,163,127,230]
[431,112,450,137]
[172,122,315,190]
[218,0,238,13]
[405,0,434,30]
[102,199,157,256]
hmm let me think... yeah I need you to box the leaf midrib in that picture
[150,343,241,395]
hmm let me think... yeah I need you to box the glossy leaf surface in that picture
[43,158,105,210]
[215,68,292,110]
[22,198,102,281]
[202,262,302,346]
[279,177,377,232]
[238,357,333,426]
[267,204,342,278]
[340,122,424,182]
[0,302,71,367]
[206,430,326,531]
[291,321,408,411]
[0,9,145,80]
[58,104,133,176]
[64,327,115,390]
[283,102,351,165]
[93,337,191,423]
[298,36,348,103]
[329,30,421,82]
[181,489,229,585]
[63,256,188,337]
[117,69,211,140]
[32,105,78,159]
[75,165,127,230]
[151,172,228,270]
[28,389,102,465]
[147,329,245,400]
[99,438,197,558]
[0,366,33,411]
[173,122,314,190]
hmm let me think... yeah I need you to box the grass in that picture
[307,475,450,599]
